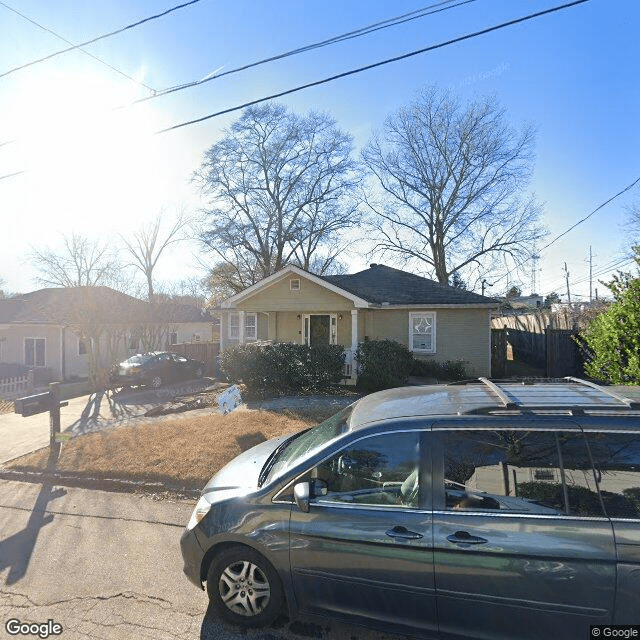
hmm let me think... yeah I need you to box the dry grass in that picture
[7,409,322,490]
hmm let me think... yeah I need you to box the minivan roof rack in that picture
[563,376,640,408]
[478,377,518,409]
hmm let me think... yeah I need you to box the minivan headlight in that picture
[187,495,211,530]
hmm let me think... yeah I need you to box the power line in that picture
[539,175,640,252]
[492,173,640,289]
[157,0,590,134]
[0,1,155,92]
[126,0,477,108]
[0,170,25,181]
[0,0,202,81]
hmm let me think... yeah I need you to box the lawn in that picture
[5,407,332,492]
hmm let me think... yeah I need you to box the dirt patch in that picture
[5,409,317,492]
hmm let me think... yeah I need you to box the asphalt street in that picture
[0,479,410,640]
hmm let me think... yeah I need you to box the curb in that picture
[0,468,200,496]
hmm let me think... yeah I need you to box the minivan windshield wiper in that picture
[258,431,308,487]
[258,405,353,487]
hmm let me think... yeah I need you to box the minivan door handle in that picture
[446,531,488,545]
[386,525,423,540]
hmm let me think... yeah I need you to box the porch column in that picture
[351,309,358,352]
[239,310,245,344]
[219,313,226,351]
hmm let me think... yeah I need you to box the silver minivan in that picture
[180,378,640,639]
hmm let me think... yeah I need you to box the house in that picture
[217,264,498,381]
[0,287,217,382]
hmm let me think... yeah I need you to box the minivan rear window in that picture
[263,406,352,484]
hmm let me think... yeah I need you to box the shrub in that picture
[220,343,345,397]
[411,358,468,381]
[579,278,640,384]
[356,339,413,392]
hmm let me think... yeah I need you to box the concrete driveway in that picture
[0,479,411,640]
[0,379,218,465]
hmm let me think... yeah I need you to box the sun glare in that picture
[8,71,166,232]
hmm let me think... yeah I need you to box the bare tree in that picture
[362,87,546,286]
[120,210,190,301]
[30,233,120,288]
[194,103,360,290]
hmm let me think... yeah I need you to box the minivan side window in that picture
[440,430,605,517]
[313,432,421,509]
[584,432,640,520]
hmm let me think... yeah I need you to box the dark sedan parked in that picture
[110,351,205,388]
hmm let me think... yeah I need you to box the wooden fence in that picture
[0,370,34,399]
[168,342,220,376]
[491,312,583,378]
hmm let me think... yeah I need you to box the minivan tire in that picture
[206,546,283,628]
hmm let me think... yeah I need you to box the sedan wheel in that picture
[207,547,283,627]
[195,366,204,378]
[149,375,163,388]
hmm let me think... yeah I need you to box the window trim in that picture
[228,312,240,340]
[24,337,46,368]
[290,278,301,291]
[409,311,436,354]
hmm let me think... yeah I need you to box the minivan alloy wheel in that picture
[219,560,270,616]
[207,546,284,627]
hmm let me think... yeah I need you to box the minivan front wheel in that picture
[207,546,283,627]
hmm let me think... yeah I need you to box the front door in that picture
[302,314,336,346]
[289,430,438,635]
[431,427,616,640]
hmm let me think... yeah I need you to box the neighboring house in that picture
[509,294,544,309]
[217,264,498,381]
[0,287,216,382]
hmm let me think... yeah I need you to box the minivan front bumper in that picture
[180,526,206,588]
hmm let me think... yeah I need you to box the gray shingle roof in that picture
[321,264,498,306]
[0,287,215,324]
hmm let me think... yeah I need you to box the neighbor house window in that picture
[229,312,257,341]
[78,338,88,356]
[192,334,201,342]
[25,338,46,367]
[168,332,178,345]
[290,278,301,291]
[129,337,139,351]
[409,312,436,353]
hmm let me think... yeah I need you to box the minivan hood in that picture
[202,433,292,497]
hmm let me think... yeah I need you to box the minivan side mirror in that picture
[294,482,310,513]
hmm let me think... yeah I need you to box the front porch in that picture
[218,308,360,384]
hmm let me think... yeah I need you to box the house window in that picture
[168,332,178,345]
[290,278,301,291]
[229,313,240,340]
[409,312,436,353]
[244,313,257,341]
[229,313,257,341]
[25,338,46,367]
[78,337,88,356]
[192,334,201,343]
[129,337,139,351]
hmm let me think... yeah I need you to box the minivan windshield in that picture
[262,405,352,485]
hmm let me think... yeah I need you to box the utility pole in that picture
[564,262,572,304]
[481,279,494,296]
[589,245,593,302]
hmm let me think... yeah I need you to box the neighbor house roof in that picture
[321,264,498,306]
[0,287,215,325]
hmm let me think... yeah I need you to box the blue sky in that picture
[0,0,638,300]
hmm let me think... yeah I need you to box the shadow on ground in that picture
[67,378,217,436]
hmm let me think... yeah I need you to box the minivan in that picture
[180,378,640,639]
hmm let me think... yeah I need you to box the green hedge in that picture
[355,339,414,392]
[411,357,468,381]
[220,343,345,397]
